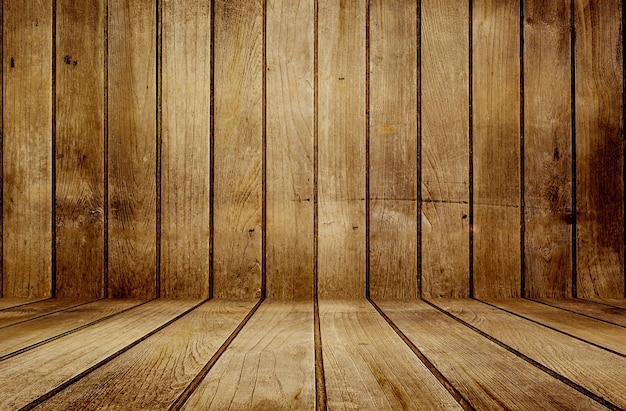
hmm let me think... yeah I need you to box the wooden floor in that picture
[0,298,625,410]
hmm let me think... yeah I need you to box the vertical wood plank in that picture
[2,0,52,298]
[473,0,521,298]
[266,0,314,299]
[161,0,211,298]
[368,0,418,300]
[55,0,106,298]
[0,0,4,298]
[524,0,572,298]
[421,0,470,299]
[575,0,624,299]
[213,0,263,299]
[318,0,366,299]
[108,0,157,298]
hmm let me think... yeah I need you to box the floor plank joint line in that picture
[0,299,102,330]
[526,298,626,329]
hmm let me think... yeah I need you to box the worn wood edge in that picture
[528,298,626,328]
[0,299,97,330]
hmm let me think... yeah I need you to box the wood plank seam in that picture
[416,0,422,299]
[261,0,267,299]
[519,0,525,298]
[365,0,370,300]
[526,298,626,329]
[0,299,98,330]
[155,0,162,299]
[623,0,626,299]
[425,299,621,410]
[578,299,626,310]
[0,299,50,312]
[0,0,3,299]
[103,0,109,299]
[468,0,474,299]
[19,298,206,411]
[51,0,57,298]
[209,0,215,300]
[369,298,474,410]
[570,0,577,299]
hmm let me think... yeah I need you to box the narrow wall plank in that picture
[161,0,211,298]
[318,0,366,298]
[369,0,418,300]
[473,0,521,298]
[421,0,470,299]
[524,0,573,298]
[182,301,315,410]
[213,0,263,299]
[2,0,52,298]
[55,0,106,298]
[108,0,157,298]
[575,0,624,299]
[266,0,314,299]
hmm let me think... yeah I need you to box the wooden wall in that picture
[0,0,624,300]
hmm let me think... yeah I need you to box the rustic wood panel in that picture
[575,0,624,299]
[212,0,263,299]
[32,300,255,410]
[533,298,626,327]
[182,301,315,410]
[161,0,211,298]
[369,0,418,300]
[55,0,106,298]
[0,0,3,299]
[107,0,157,298]
[421,0,470,299]
[377,300,607,410]
[0,298,87,328]
[523,0,573,298]
[473,0,521,298]
[266,0,314,299]
[2,0,52,298]
[318,0,366,298]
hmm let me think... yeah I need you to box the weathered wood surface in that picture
[0,298,47,310]
[161,0,211,298]
[55,0,106,298]
[266,0,314,299]
[421,0,470,299]
[182,300,315,410]
[212,0,263,299]
[377,299,606,410]
[533,298,626,327]
[0,298,88,328]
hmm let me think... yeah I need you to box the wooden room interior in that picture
[1,0,625,409]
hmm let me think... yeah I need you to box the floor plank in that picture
[0,299,143,359]
[533,299,626,327]
[320,300,462,410]
[484,298,626,355]
[434,298,626,408]
[0,298,91,328]
[33,299,256,410]
[0,298,47,310]
[377,300,607,410]
[589,299,626,310]
[181,300,315,410]
[0,299,201,409]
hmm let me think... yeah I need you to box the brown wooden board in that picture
[2,0,52,298]
[377,300,606,410]
[161,0,211,298]
[421,0,470,299]
[472,0,521,298]
[0,298,88,328]
[265,0,314,299]
[55,0,106,298]
[318,0,366,298]
[369,0,418,300]
[107,0,157,298]
[182,300,315,410]
[523,0,573,298]
[212,0,263,299]
[0,298,47,310]
[534,298,626,327]
[575,0,624,299]
[31,300,256,410]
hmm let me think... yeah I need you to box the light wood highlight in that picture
[212,0,263,299]
[161,0,211,298]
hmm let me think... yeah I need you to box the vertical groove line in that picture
[103,0,109,298]
[365,0,370,299]
[51,0,57,298]
[571,0,577,298]
[1,0,4,298]
[416,0,422,299]
[519,0,525,298]
[261,0,267,300]
[155,0,162,299]
[209,0,215,299]
[468,0,474,299]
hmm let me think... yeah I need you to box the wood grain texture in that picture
[369,0,418,300]
[473,0,521,298]
[318,0,366,299]
[523,0,573,298]
[0,299,142,358]
[182,300,315,410]
[320,300,461,410]
[55,0,106,298]
[0,298,47,310]
[377,300,606,410]
[533,298,626,327]
[575,0,624,299]
[0,299,200,410]
[2,0,52,298]
[421,0,470,299]
[266,0,314,299]
[161,0,211,298]
[592,299,626,309]
[212,0,263,299]
[33,300,256,410]
[107,0,157,298]
[435,298,626,408]
[0,298,87,328]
